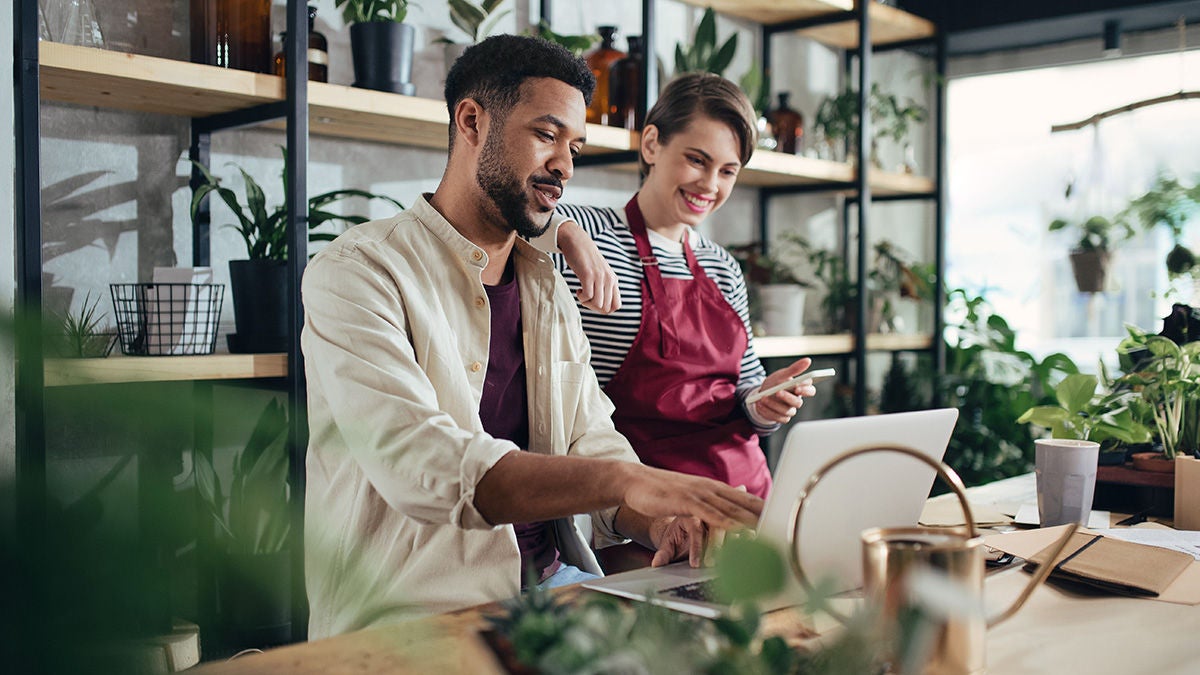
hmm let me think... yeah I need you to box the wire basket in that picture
[109,283,224,356]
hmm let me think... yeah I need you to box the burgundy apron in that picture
[603,196,771,498]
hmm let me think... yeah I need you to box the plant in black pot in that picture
[196,398,293,653]
[336,0,416,95]
[1047,213,1134,293]
[190,149,404,353]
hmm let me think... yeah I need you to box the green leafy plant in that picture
[1119,172,1200,279]
[190,148,405,261]
[51,292,115,358]
[443,0,511,45]
[334,0,410,24]
[1048,214,1135,253]
[815,84,928,156]
[727,240,813,287]
[1115,327,1200,459]
[674,7,738,77]
[196,399,291,554]
[528,20,599,57]
[1017,372,1151,445]
[738,62,771,117]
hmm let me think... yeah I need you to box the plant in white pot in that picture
[728,240,812,337]
[335,0,417,95]
[437,0,511,72]
[190,148,403,353]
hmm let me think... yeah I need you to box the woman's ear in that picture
[640,124,661,167]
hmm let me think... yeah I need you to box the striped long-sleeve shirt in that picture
[550,203,777,435]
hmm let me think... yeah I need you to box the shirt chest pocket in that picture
[546,361,590,455]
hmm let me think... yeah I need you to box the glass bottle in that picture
[190,0,272,74]
[274,6,329,83]
[584,26,625,126]
[54,0,105,48]
[768,92,804,155]
[608,35,645,131]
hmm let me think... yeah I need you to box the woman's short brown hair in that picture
[640,72,758,175]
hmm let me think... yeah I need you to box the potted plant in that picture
[1017,372,1151,449]
[190,148,404,353]
[335,0,417,95]
[1114,326,1200,469]
[1120,172,1200,290]
[48,292,116,358]
[814,84,927,167]
[728,240,813,336]
[1047,213,1134,293]
[196,398,293,651]
[436,0,511,71]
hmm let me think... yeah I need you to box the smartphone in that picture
[746,367,837,404]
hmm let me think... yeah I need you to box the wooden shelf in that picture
[679,0,935,47]
[38,43,934,195]
[755,332,932,358]
[38,42,636,155]
[45,352,288,387]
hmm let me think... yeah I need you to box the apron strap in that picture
[624,196,680,358]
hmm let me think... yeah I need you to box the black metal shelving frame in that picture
[753,6,948,414]
[13,0,312,664]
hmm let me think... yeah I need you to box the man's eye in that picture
[536,130,555,142]
[570,146,582,158]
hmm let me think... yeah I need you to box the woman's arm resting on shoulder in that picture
[557,219,621,314]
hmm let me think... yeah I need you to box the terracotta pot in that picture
[1131,451,1177,474]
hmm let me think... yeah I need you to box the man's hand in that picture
[616,464,762,554]
[557,220,621,314]
[752,357,818,424]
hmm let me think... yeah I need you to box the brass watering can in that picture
[787,445,1078,675]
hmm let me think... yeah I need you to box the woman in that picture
[544,72,818,499]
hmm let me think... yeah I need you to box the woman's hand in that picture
[558,220,621,314]
[752,357,819,424]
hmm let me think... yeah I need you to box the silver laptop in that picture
[582,408,959,618]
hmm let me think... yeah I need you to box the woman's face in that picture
[641,114,743,229]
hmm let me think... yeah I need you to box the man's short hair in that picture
[444,34,596,150]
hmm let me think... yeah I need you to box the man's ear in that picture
[640,124,661,167]
[453,98,487,149]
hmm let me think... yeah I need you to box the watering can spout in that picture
[986,522,1079,628]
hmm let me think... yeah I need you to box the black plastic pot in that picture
[1069,249,1110,293]
[218,550,292,653]
[350,22,416,95]
[228,259,288,353]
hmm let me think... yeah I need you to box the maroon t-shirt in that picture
[480,270,561,586]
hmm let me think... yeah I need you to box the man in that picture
[301,35,763,639]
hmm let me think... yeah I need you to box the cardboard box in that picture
[1175,455,1200,530]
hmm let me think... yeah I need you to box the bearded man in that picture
[301,34,763,639]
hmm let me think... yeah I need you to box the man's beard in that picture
[476,129,559,239]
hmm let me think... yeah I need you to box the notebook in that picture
[583,408,960,618]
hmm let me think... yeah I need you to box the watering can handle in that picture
[786,444,979,625]
[986,521,1078,627]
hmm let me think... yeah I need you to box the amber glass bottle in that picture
[274,6,329,83]
[585,26,625,126]
[768,92,805,155]
[608,35,645,131]
[191,0,272,73]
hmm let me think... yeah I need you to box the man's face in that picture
[475,78,587,238]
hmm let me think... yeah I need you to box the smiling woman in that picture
[539,72,821,508]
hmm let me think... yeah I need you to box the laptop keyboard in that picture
[659,579,718,603]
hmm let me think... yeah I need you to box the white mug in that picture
[1035,438,1100,527]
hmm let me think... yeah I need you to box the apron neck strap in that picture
[624,195,680,358]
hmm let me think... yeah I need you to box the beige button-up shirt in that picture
[302,196,639,639]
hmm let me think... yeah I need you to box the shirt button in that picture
[474,297,485,309]
[538,423,546,434]
[470,361,482,373]
[537,366,544,376]
[472,250,483,261]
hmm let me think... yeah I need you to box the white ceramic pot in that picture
[758,284,807,336]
